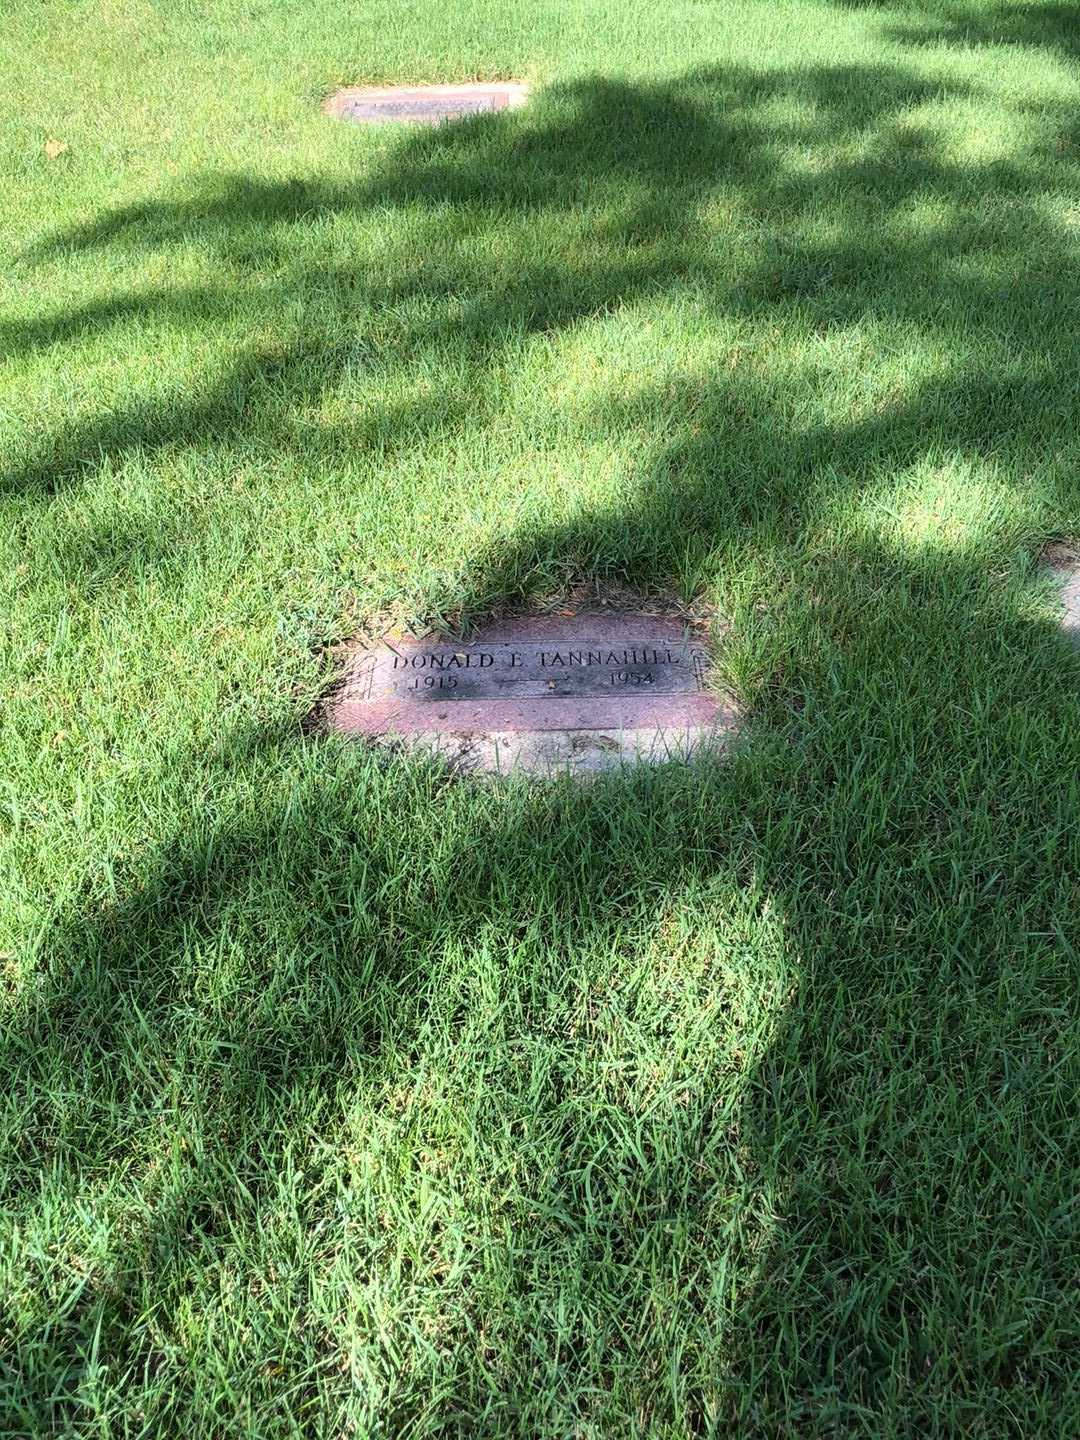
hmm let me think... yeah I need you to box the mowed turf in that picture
[3,0,1080,1434]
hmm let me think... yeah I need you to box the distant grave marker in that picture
[1063,571,1080,643]
[326,83,529,126]
[1044,541,1080,644]
[328,613,738,774]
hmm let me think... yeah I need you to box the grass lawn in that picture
[3,0,1080,1433]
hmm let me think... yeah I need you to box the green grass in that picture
[3,0,1080,1434]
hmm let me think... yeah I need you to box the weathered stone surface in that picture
[1044,542,1080,644]
[326,83,529,126]
[328,613,738,774]
[1060,571,1080,643]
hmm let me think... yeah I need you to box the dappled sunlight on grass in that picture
[3,1,1080,1431]
[854,459,1026,556]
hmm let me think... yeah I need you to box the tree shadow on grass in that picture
[837,0,1080,63]
[8,542,1080,1433]
[8,66,1079,600]
[5,60,1080,1435]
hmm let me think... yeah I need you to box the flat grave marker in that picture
[1063,569,1080,642]
[328,613,738,774]
[1044,541,1080,645]
[326,83,529,126]
[1057,563,1080,644]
